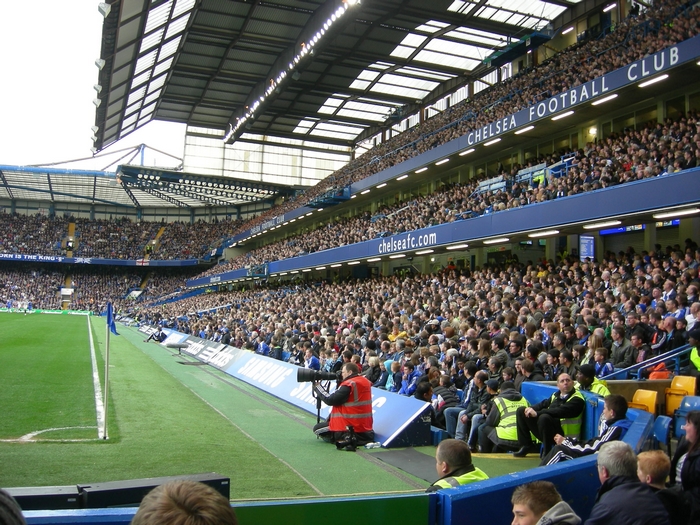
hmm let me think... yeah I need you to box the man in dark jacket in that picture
[443,370,488,439]
[478,381,529,453]
[541,394,630,465]
[584,441,670,525]
[520,358,545,383]
[513,374,585,457]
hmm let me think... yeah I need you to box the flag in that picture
[107,302,119,336]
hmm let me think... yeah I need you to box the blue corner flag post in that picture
[103,302,119,439]
[107,302,119,336]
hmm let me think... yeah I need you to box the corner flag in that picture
[107,302,119,336]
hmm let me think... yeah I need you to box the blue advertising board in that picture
[0,253,199,267]
[188,168,700,287]
[160,332,431,447]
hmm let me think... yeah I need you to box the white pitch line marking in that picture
[87,316,106,439]
[1,426,100,442]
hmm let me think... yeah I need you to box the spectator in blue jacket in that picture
[399,361,421,396]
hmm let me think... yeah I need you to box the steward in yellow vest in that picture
[513,374,586,457]
[478,381,530,453]
[427,439,489,492]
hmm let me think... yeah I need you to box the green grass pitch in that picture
[0,313,539,499]
[0,313,318,498]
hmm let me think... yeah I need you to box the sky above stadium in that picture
[0,2,185,171]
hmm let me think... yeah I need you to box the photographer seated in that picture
[312,362,375,450]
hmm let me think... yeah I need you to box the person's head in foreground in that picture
[511,480,580,525]
[0,488,27,525]
[131,480,238,525]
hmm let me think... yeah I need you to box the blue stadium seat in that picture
[674,395,700,439]
[651,415,672,452]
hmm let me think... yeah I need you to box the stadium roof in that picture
[0,164,293,208]
[93,0,583,152]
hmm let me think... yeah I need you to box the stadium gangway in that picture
[474,175,507,195]
[515,162,547,187]
[601,343,693,380]
[306,186,350,208]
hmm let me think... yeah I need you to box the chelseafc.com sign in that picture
[377,231,438,254]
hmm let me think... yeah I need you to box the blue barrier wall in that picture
[435,382,653,525]
[23,382,653,525]
[188,168,700,287]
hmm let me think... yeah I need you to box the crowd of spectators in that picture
[0,214,69,255]
[0,265,65,310]
[0,264,200,313]
[223,0,700,240]
[197,110,700,277]
[73,218,160,259]
[1,4,697,270]
[0,214,242,262]
[151,218,242,260]
[138,239,700,388]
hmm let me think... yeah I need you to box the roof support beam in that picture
[0,170,15,201]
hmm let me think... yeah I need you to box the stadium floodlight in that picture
[638,74,669,88]
[93,98,102,107]
[583,220,620,229]
[528,229,559,238]
[653,208,699,219]
[98,3,111,18]
[91,126,99,133]
[552,110,574,121]
[483,237,509,245]
[591,93,618,106]
[514,126,535,135]
[95,59,105,70]
[93,84,102,93]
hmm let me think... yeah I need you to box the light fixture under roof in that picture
[348,260,361,265]
[98,2,111,18]
[415,249,434,255]
[415,167,428,173]
[562,27,574,35]
[389,254,405,259]
[484,138,501,146]
[638,74,669,88]
[528,229,560,238]
[302,268,312,272]
[483,237,509,245]
[653,208,700,219]
[447,243,469,250]
[397,175,409,180]
[459,148,475,156]
[330,263,342,268]
[376,183,387,189]
[552,111,574,121]
[367,257,382,262]
[514,126,534,135]
[591,93,618,106]
[583,220,621,229]
[315,266,326,270]
[603,3,616,13]
[435,158,449,166]
[361,189,370,195]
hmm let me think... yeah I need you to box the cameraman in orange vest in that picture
[313,362,375,450]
